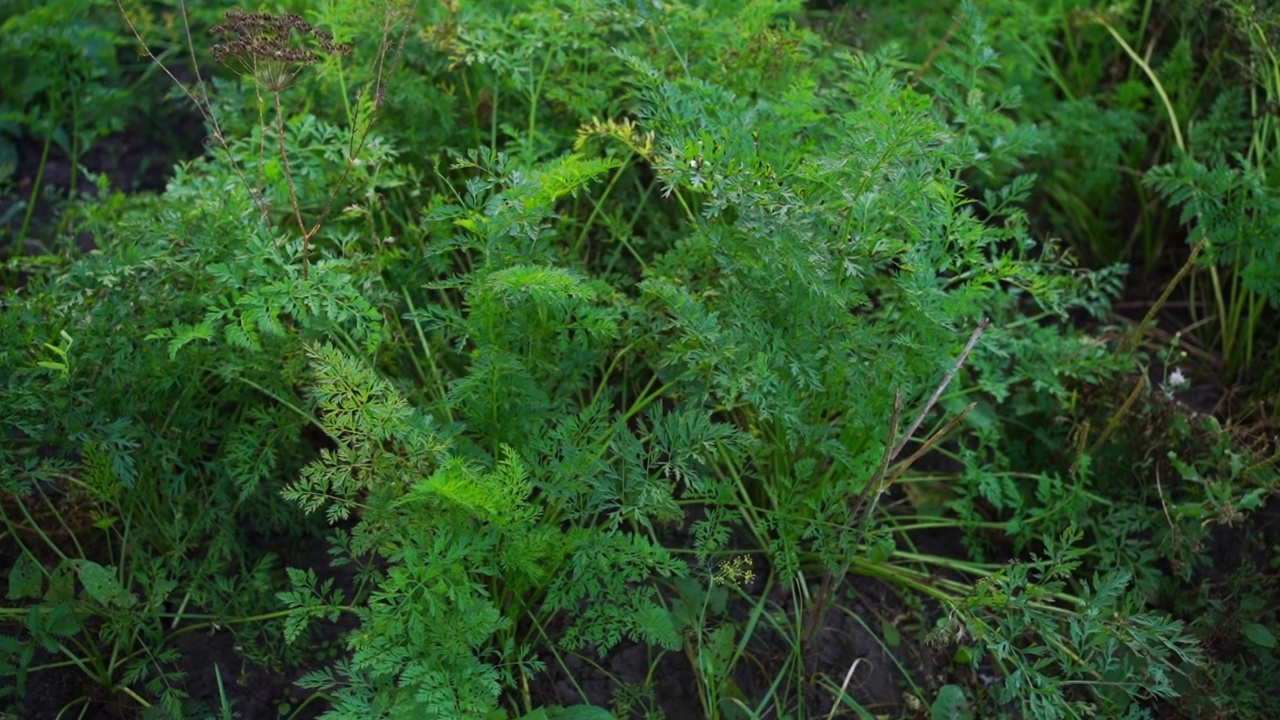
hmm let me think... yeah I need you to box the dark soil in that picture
[0,87,204,260]
[0,507,353,720]
[528,573,929,719]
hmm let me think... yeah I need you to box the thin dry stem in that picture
[884,402,976,487]
[892,317,991,461]
[115,0,272,223]
[1121,238,1209,355]
[825,657,867,720]
[1069,372,1147,476]
[803,318,990,653]
[845,390,903,531]
[274,91,308,242]
[119,1,418,279]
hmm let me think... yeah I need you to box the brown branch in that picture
[273,91,310,274]
[115,0,272,223]
[893,317,990,461]
[803,317,990,653]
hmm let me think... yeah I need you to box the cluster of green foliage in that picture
[0,0,237,262]
[814,0,1280,390]
[2,1,1277,719]
[941,0,1280,388]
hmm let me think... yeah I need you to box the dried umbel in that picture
[210,9,351,91]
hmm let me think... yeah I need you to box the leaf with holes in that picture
[76,561,137,609]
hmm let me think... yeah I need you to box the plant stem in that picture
[17,123,54,248]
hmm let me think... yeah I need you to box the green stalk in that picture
[1,498,70,565]
[571,159,629,261]
[400,285,452,418]
[1090,15,1184,153]
[602,174,656,275]
[1122,238,1207,355]
[525,47,556,158]
[17,122,55,248]
[1209,266,1232,369]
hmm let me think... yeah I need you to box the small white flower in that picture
[1162,367,1189,398]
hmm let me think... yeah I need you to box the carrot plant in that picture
[1,1,1237,718]
[895,0,1280,391]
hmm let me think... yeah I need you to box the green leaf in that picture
[34,601,81,641]
[8,553,41,600]
[76,561,136,608]
[1243,622,1276,649]
[931,685,972,720]
[880,617,902,647]
[635,600,682,651]
[164,321,215,359]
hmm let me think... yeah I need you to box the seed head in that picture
[210,10,352,92]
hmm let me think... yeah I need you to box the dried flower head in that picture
[210,10,351,92]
